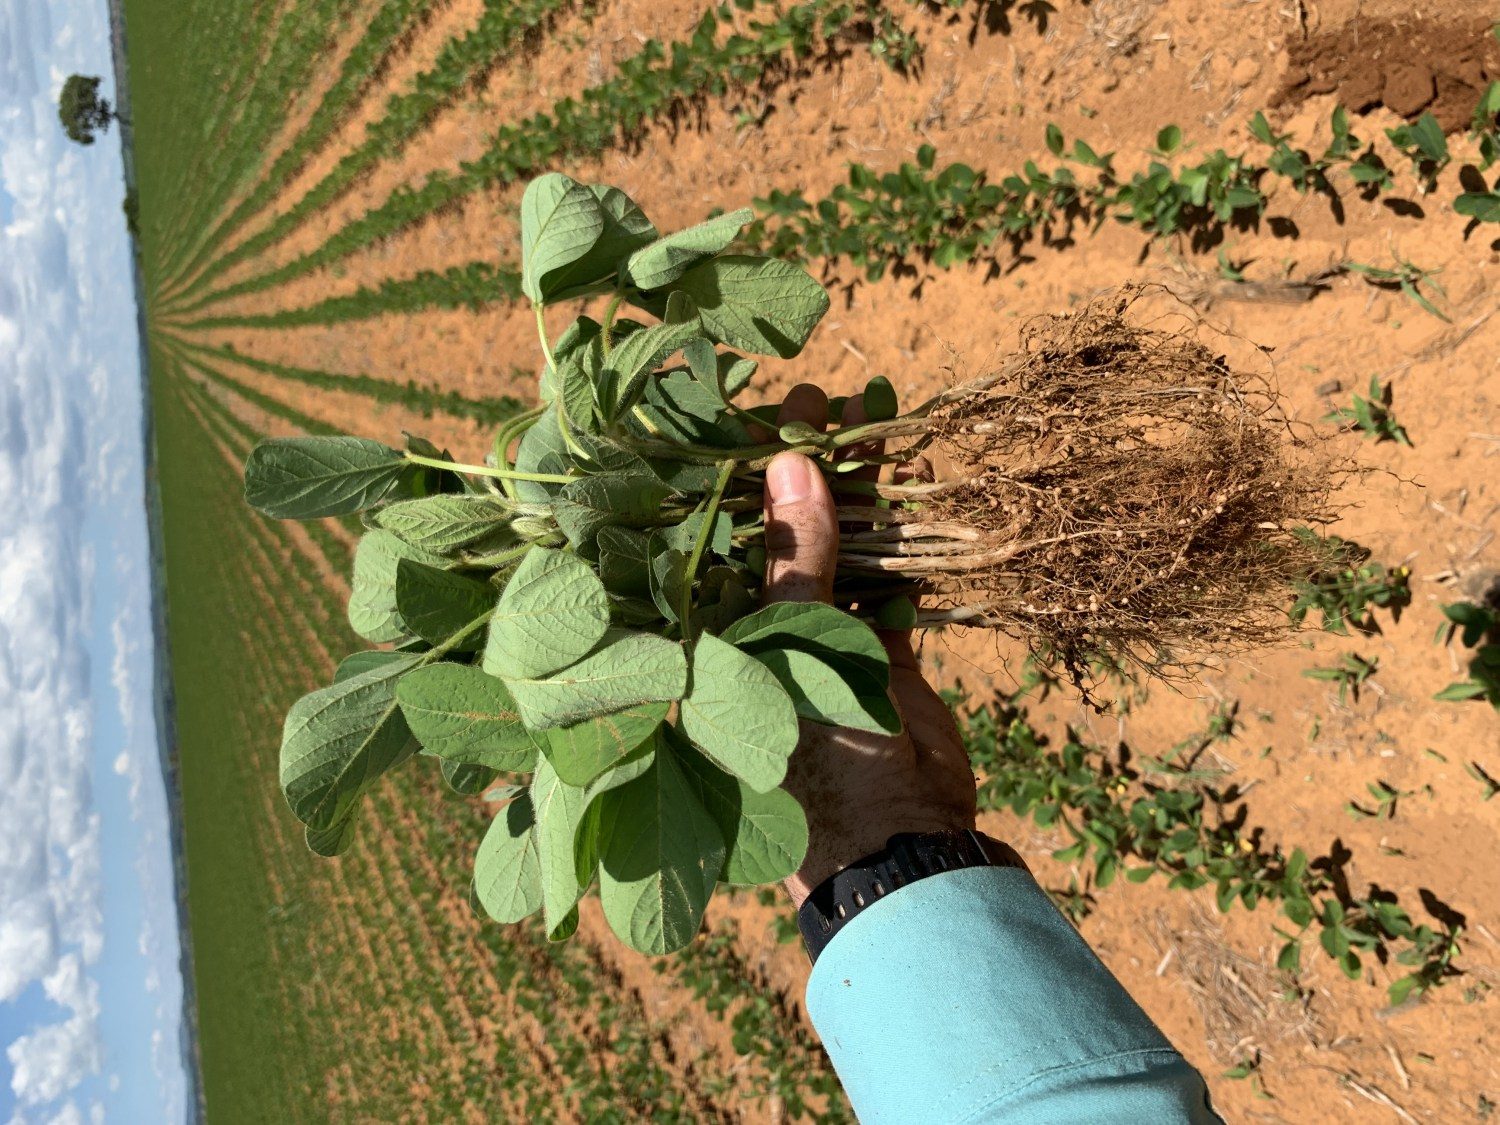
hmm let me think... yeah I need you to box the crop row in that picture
[953,677,1464,1007]
[743,96,1500,279]
[159,372,376,1116]
[168,0,943,316]
[202,88,1500,333]
[160,0,443,299]
[177,336,525,427]
[153,0,360,285]
[165,0,582,306]
[172,377,556,1116]
[129,0,291,266]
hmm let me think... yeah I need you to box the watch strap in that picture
[796,829,1029,965]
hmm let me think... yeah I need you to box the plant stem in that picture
[600,291,625,357]
[459,542,539,570]
[491,404,548,501]
[405,450,573,484]
[422,609,493,663]
[680,459,737,631]
[534,302,556,373]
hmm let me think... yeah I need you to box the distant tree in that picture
[123,189,141,238]
[58,75,113,145]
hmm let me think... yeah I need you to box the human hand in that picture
[761,384,979,908]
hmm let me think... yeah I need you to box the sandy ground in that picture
[165,0,1500,1119]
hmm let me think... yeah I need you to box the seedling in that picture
[1455,171,1500,224]
[1303,652,1379,704]
[1345,780,1412,820]
[243,173,1333,954]
[955,690,1462,1003]
[1434,601,1500,709]
[1288,531,1410,634]
[1385,112,1449,192]
[1464,762,1499,800]
[1322,375,1412,445]
[1471,80,1500,171]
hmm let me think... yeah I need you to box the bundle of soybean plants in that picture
[244,172,1332,954]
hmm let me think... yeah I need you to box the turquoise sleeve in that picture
[805,866,1224,1124]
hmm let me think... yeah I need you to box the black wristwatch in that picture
[796,829,1030,964]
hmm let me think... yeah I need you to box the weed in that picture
[1303,653,1379,704]
[1344,256,1449,321]
[1345,780,1412,820]
[1322,375,1412,446]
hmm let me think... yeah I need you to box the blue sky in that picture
[0,1,189,1122]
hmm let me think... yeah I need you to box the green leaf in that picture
[648,534,688,624]
[531,757,595,935]
[1410,112,1447,162]
[597,527,653,598]
[722,602,889,681]
[624,208,753,290]
[441,759,498,795]
[552,474,674,556]
[280,655,421,831]
[371,493,513,552]
[599,315,702,419]
[1045,123,1064,156]
[1156,124,1182,154]
[1454,191,1500,223]
[334,650,412,683]
[537,701,669,786]
[306,812,358,857]
[675,740,808,884]
[504,631,688,729]
[520,173,606,302]
[394,559,496,648]
[662,510,732,558]
[638,255,829,359]
[545,185,660,299]
[597,745,725,953]
[1434,680,1486,702]
[750,646,901,734]
[396,663,538,771]
[484,548,611,680]
[680,635,799,792]
[244,436,412,519]
[348,531,451,644]
[473,793,543,923]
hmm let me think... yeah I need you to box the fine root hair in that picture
[909,295,1336,680]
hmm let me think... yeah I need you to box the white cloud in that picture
[0,0,187,1119]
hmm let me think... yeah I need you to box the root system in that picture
[835,296,1336,679]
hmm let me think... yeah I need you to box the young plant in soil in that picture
[244,172,1333,955]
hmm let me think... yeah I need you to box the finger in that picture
[777,383,830,431]
[878,628,919,672]
[836,395,884,482]
[762,452,837,605]
[893,454,934,485]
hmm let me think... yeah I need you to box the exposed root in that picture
[859,294,1337,681]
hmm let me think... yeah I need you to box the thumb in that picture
[762,452,837,605]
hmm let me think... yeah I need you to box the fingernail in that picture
[767,454,815,506]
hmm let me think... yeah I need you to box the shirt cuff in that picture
[805,865,1222,1124]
